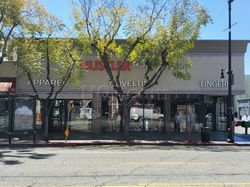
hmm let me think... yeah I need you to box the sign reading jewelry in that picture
[109,80,146,87]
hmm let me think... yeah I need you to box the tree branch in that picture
[45,35,54,99]
[115,37,141,88]
[53,45,77,100]
[143,49,168,89]
[0,23,17,63]
[27,72,40,100]
[0,10,4,24]
[144,58,151,81]
[128,49,168,108]
[116,1,168,89]
[104,21,121,53]
[101,52,123,97]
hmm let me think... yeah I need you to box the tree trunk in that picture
[122,95,130,140]
[44,99,49,142]
[119,105,124,133]
[164,95,171,133]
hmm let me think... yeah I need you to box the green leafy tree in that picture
[9,12,86,141]
[0,0,88,140]
[73,0,210,138]
[0,0,47,64]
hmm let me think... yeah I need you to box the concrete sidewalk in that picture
[46,139,236,146]
[1,130,250,146]
[0,139,245,147]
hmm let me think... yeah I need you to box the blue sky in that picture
[39,0,250,74]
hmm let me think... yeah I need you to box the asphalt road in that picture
[1,145,250,186]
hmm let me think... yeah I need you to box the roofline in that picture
[190,40,249,53]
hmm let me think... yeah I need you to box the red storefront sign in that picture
[80,60,131,71]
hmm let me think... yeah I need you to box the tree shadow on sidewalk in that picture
[0,147,56,165]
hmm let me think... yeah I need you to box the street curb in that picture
[45,140,243,146]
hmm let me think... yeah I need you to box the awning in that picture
[0,82,12,92]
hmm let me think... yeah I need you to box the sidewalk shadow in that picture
[0,147,56,165]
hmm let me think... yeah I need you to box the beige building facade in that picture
[0,40,249,135]
[15,40,247,98]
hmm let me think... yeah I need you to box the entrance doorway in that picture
[46,99,93,133]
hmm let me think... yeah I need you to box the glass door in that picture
[176,104,197,132]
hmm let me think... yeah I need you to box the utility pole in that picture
[227,0,234,143]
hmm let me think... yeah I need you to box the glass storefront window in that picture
[129,95,164,132]
[14,98,34,131]
[37,94,228,135]
[67,100,93,132]
[99,95,120,133]
[175,104,200,132]
[0,96,8,132]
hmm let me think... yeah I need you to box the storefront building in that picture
[0,40,249,136]
[235,75,250,120]
[0,61,17,133]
